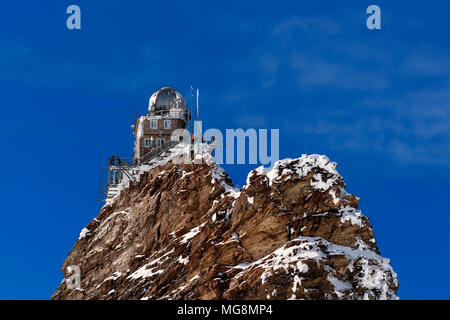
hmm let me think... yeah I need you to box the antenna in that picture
[196,87,200,143]
[196,87,200,122]
[190,86,194,137]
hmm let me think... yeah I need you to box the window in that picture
[164,120,171,129]
[150,120,158,129]
[156,139,164,147]
[144,138,152,148]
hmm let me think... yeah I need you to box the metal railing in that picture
[107,157,134,168]
[137,109,189,121]
[139,140,180,164]
[101,140,182,201]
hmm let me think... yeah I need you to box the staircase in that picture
[139,140,179,164]
[102,141,181,201]
[105,184,120,200]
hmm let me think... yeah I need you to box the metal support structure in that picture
[190,86,194,136]
[101,140,181,201]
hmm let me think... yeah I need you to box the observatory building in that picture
[102,87,193,201]
[133,87,191,162]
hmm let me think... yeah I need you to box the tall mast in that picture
[196,87,199,122]
[190,86,194,137]
[196,88,200,143]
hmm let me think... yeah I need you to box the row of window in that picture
[144,138,165,148]
[149,119,171,129]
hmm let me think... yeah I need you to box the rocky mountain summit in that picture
[52,144,398,300]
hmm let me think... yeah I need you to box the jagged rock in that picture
[52,144,398,300]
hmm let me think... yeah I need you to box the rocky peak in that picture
[52,144,398,300]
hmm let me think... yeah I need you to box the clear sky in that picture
[0,0,449,299]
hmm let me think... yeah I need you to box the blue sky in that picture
[0,1,449,299]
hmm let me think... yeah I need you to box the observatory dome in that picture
[148,87,187,115]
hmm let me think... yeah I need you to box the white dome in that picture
[148,87,187,114]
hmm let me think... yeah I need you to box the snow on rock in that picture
[177,255,189,265]
[106,143,191,204]
[328,190,339,205]
[106,142,239,205]
[78,227,90,240]
[105,271,122,282]
[243,154,368,231]
[180,223,206,244]
[54,149,398,300]
[128,249,174,280]
[207,155,240,199]
[327,274,353,298]
[232,236,398,300]
[340,206,365,228]
[247,154,340,189]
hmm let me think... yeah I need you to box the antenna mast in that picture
[190,86,194,137]
[196,88,200,143]
[196,87,199,122]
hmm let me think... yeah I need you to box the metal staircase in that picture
[100,141,181,202]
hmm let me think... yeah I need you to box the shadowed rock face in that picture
[52,150,398,300]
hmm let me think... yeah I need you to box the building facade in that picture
[133,87,191,161]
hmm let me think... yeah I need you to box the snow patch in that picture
[245,154,340,191]
[78,227,90,240]
[329,190,339,205]
[105,271,122,282]
[340,206,364,228]
[177,255,189,265]
[180,223,206,244]
[128,249,174,280]
[231,235,398,300]
[327,274,353,298]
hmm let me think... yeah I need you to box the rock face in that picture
[52,144,398,300]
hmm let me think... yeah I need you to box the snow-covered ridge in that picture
[246,154,340,189]
[232,235,398,300]
[106,143,233,204]
[108,148,341,207]
[56,143,399,300]
[241,154,368,227]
